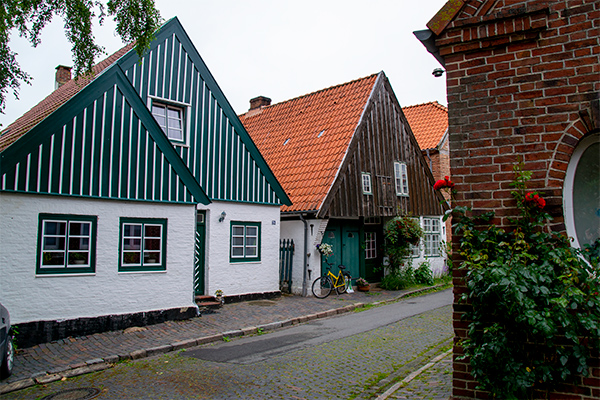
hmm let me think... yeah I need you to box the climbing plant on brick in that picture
[447,165,600,399]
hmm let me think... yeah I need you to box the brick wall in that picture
[433,0,600,398]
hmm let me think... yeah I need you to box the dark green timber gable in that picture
[117,17,291,206]
[0,66,209,205]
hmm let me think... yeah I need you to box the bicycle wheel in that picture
[336,272,352,294]
[312,276,333,299]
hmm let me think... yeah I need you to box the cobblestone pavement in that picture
[1,285,452,398]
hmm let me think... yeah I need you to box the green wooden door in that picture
[321,222,361,280]
[341,226,360,280]
[194,211,206,295]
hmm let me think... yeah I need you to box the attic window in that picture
[318,130,325,138]
[283,138,290,145]
[152,102,185,143]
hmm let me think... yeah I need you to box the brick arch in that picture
[546,119,591,188]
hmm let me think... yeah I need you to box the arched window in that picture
[563,133,600,249]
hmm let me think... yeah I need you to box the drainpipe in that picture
[299,214,309,297]
[426,148,433,173]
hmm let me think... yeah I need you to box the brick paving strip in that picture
[0,284,449,395]
[375,347,453,400]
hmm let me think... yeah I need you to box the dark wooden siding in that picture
[322,76,445,218]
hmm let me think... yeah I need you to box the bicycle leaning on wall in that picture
[311,259,352,299]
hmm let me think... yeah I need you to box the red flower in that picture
[525,192,546,209]
[434,176,454,191]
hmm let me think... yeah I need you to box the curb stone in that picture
[0,283,449,395]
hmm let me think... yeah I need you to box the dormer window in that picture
[152,102,185,143]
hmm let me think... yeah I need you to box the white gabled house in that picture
[0,17,290,347]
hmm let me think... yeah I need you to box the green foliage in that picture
[1,0,162,114]
[414,261,434,286]
[384,215,423,272]
[455,165,600,399]
[581,238,600,266]
[380,265,414,290]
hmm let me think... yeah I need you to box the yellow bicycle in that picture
[311,262,352,299]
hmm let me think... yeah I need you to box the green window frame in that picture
[37,214,97,275]
[119,218,167,272]
[151,101,185,143]
[230,221,261,262]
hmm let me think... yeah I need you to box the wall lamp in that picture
[219,211,226,222]
[432,68,445,78]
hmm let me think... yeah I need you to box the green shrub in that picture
[380,266,414,290]
[414,261,434,285]
[449,165,600,399]
[384,215,423,273]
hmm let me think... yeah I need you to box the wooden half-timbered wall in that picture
[0,67,207,204]
[117,18,288,206]
[322,74,446,218]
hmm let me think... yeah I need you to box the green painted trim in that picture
[118,217,167,272]
[117,17,291,206]
[229,221,261,263]
[36,213,97,275]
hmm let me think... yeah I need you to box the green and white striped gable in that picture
[116,17,290,206]
[0,66,209,205]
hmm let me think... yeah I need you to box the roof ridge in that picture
[242,72,380,116]
[403,100,447,112]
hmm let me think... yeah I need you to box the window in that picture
[151,102,184,142]
[119,218,167,271]
[362,173,372,195]
[365,232,377,259]
[409,217,421,257]
[37,214,97,274]
[423,217,441,257]
[394,162,409,196]
[564,133,600,249]
[231,222,261,262]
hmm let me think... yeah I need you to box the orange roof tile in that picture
[240,73,379,213]
[0,43,134,152]
[402,101,448,151]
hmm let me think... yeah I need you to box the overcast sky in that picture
[2,0,447,127]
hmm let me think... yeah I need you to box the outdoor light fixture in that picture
[432,68,445,77]
[219,211,226,222]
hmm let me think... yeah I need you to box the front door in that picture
[321,221,361,280]
[194,210,206,295]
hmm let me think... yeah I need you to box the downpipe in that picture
[300,214,309,297]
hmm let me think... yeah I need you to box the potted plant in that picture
[356,277,370,291]
[214,289,224,304]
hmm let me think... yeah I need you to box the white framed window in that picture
[394,162,409,196]
[365,232,377,259]
[409,217,421,257]
[362,173,372,195]
[423,217,441,257]
[151,102,185,143]
[231,222,261,262]
[37,214,96,274]
[120,218,166,271]
[563,133,600,249]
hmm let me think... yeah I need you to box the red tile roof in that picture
[402,101,448,151]
[240,73,379,213]
[0,43,134,152]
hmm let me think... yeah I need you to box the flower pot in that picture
[357,284,370,292]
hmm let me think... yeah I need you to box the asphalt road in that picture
[4,290,453,399]
[187,289,452,365]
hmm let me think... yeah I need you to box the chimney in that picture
[55,65,72,89]
[249,96,271,111]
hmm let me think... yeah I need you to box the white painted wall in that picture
[280,218,323,295]
[199,201,281,297]
[0,193,197,324]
